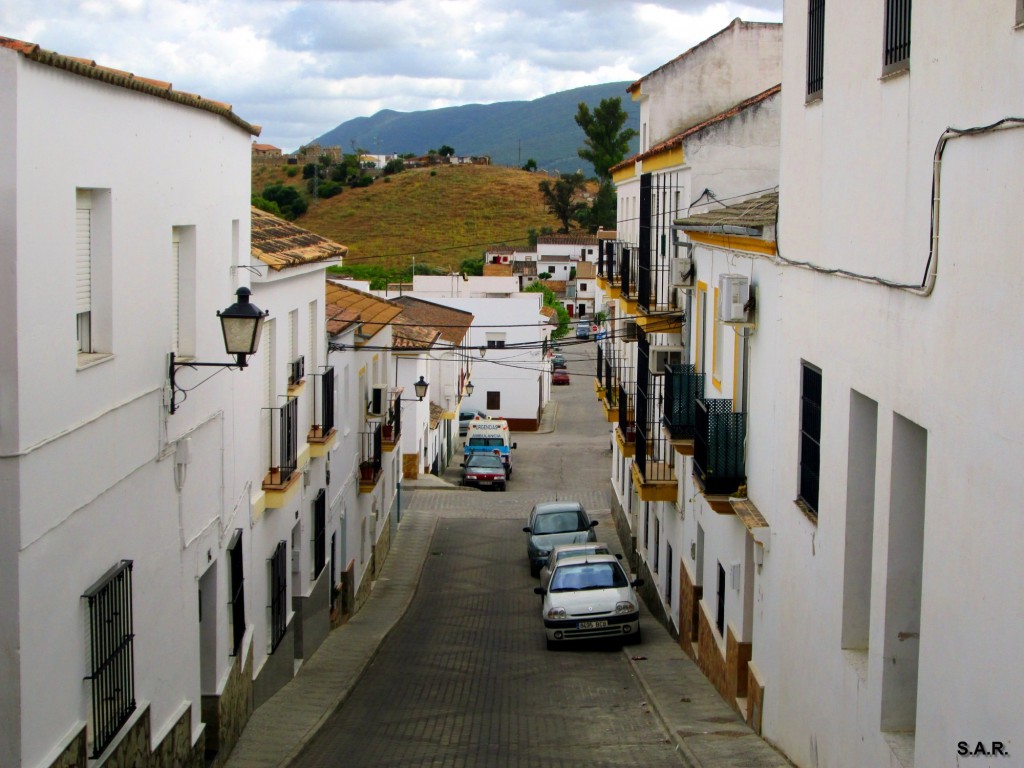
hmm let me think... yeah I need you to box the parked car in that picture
[539,542,616,588]
[552,369,570,385]
[523,501,598,577]
[534,553,643,649]
[459,409,488,436]
[460,453,507,491]
[551,353,567,369]
[576,321,590,339]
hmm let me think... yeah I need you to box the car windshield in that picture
[467,455,503,469]
[555,546,608,563]
[549,562,628,592]
[532,511,586,535]
[468,437,504,447]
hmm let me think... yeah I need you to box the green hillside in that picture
[311,82,639,175]
[252,163,566,275]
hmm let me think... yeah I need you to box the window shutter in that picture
[171,231,181,353]
[75,206,92,313]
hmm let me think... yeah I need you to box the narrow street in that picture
[292,340,686,766]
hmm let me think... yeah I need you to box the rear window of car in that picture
[550,562,628,591]
[533,511,587,534]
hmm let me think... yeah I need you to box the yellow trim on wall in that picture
[695,282,707,373]
[613,166,636,184]
[640,147,684,173]
[685,231,777,256]
[712,287,722,392]
[733,332,741,404]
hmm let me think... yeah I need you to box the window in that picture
[268,541,287,652]
[486,390,501,410]
[716,562,726,637]
[280,396,299,476]
[807,0,825,99]
[75,191,93,353]
[883,0,911,75]
[83,561,136,758]
[312,489,326,579]
[486,333,506,349]
[228,530,246,656]
[799,362,822,516]
[579,283,587,292]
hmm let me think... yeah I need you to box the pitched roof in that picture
[324,280,402,341]
[576,262,597,279]
[540,280,567,295]
[483,263,514,276]
[390,296,474,346]
[539,306,559,325]
[537,233,598,246]
[674,191,779,231]
[611,84,781,174]
[0,36,260,136]
[251,207,348,271]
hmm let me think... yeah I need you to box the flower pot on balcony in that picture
[382,425,394,441]
[359,462,375,482]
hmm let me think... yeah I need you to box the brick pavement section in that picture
[292,518,684,768]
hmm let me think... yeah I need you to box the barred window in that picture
[799,362,822,516]
[83,560,136,758]
[807,0,825,99]
[269,541,288,652]
[313,490,326,578]
[883,0,911,75]
[228,530,246,656]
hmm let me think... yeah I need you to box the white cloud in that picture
[1,0,782,150]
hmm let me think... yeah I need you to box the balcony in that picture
[663,364,703,449]
[598,239,620,295]
[694,397,747,499]
[637,172,687,323]
[615,383,635,458]
[358,423,383,493]
[263,396,302,507]
[308,365,337,456]
[632,374,675,501]
[380,390,402,451]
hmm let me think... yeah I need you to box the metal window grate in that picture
[313,490,326,578]
[228,530,246,656]
[807,0,825,97]
[83,560,136,759]
[280,397,298,476]
[289,355,305,386]
[883,0,911,71]
[269,541,287,652]
[321,365,335,433]
[799,363,822,515]
[694,397,747,495]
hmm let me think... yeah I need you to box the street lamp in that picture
[168,287,269,414]
[413,376,429,401]
[465,381,475,396]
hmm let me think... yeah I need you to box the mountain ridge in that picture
[312,82,640,175]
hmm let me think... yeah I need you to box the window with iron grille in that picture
[320,366,335,433]
[268,541,287,652]
[313,489,326,578]
[799,362,822,516]
[289,355,305,386]
[280,396,298,477]
[83,560,136,759]
[883,0,911,74]
[228,530,245,656]
[807,0,825,99]
[487,391,501,410]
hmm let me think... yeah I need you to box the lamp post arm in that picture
[168,352,245,414]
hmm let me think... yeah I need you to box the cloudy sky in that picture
[2,1,783,152]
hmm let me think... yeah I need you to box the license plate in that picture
[478,480,491,485]
[577,620,608,630]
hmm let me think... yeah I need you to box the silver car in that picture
[538,542,616,588]
[523,501,598,577]
[533,553,643,649]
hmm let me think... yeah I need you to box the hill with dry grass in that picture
[252,163,565,274]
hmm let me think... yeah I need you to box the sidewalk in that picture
[223,493,791,767]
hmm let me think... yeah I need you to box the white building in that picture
[324,281,406,617]
[0,38,262,767]
[755,3,1024,766]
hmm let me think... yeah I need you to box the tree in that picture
[538,172,587,233]
[575,180,617,233]
[524,282,570,339]
[438,145,455,157]
[383,158,405,175]
[261,184,307,219]
[575,98,637,182]
[522,158,537,172]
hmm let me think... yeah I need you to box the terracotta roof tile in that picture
[0,36,260,136]
[483,263,513,276]
[576,262,597,279]
[537,233,598,246]
[251,207,348,271]
[675,190,778,230]
[390,296,474,346]
[324,280,402,342]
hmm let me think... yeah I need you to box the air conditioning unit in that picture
[719,274,749,322]
[369,386,385,415]
[670,257,694,287]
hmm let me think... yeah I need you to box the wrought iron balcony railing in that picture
[693,397,747,495]
[359,422,383,486]
[663,364,704,440]
[618,382,635,442]
[635,372,674,482]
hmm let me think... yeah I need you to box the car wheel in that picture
[546,637,558,651]
[624,628,643,646]
[500,483,507,492]
[530,564,540,577]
